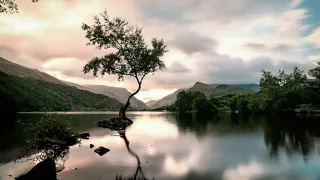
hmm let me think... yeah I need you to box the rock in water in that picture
[94,146,110,156]
[90,144,94,148]
[15,157,56,180]
[97,117,133,131]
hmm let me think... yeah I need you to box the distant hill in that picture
[63,82,148,110]
[0,57,65,85]
[146,100,157,107]
[147,89,185,109]
[189,82,254,97]
[83,85,148,110]
[148,82,256,109]
[189,82,216,96]
[0,72,123,111]
[209,83,260,92]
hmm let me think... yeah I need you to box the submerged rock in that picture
[15,158,56,180]
[41,137,67,146]
[94,146,110,156]
[97,117,133,131]
[40,135,78,147]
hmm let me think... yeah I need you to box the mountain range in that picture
[1,56,260,111]
[63,82,148,109]
[0,57,146,111]
[147,82,259,109]
[146,89,185,109]
[0,57,66,85]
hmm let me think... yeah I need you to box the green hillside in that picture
[148,82,255,109]
[0,57,66,85]
[189,83,254,97]
[209,83,260,92]
[210,84,254,97]
[0,72,123,112]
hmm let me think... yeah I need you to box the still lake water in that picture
[1,112,320,180]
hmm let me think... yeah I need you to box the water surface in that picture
[1,112,320,180]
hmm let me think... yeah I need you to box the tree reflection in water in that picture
[175,112,320,158]
[263,116,316,158]
[116,131,154,180]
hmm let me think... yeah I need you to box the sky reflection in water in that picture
[1,112,320,180]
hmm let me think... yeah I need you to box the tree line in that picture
[169,63,320,114]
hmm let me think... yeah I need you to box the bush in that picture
[192,96,214,113]
[209,96,221,108]
[24,114,76,140]
[20,114,80,161]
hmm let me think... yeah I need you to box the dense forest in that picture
[0,72,124,112]
[160,63,320,114]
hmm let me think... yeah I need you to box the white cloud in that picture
[308,55,320,62]
[0,0,317,101]
[304,27,320,48]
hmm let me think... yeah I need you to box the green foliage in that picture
[21,113,78,161]
[237,96,250,114]
[259,66,307,112]
[175,91,194,112]
[24,114,76,141]
[0,0,38,13]
[229,96,238,112]
[248,93,262,114]
[229,94,252,113]
[209,96,221,108]
[0,72,123,111]
[82,10,167,83]
[306,62,320,106]
[228,66,314,114]
[192,96,214,113]
[175,90,218,113]
[173,65,319,115]
[217,94,237,108]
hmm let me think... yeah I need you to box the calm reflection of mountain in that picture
[1,112,320,180]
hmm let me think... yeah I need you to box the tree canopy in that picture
[175,91,218,113]
[0,0,38,13]
[307,62,320,106]
[226,65,320,114]
[82,10,167,81]
[82,10,167,115]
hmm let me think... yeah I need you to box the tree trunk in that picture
[119,82,141,120]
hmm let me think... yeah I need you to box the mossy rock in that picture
[97,117,133,131]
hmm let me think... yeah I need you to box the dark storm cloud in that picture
[170,32,217,55]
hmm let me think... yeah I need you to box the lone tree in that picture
[0,0,38,13]
[82,10,167,121]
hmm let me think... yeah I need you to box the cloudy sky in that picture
[0,0,319,102]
